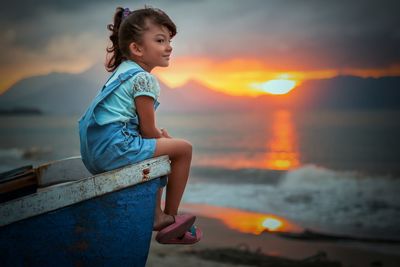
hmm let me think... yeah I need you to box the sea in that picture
[1,109,400,243]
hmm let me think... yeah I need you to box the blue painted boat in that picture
[0,156,170,267]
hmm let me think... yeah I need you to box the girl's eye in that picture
[157,39,165,43]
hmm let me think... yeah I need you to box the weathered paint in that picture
[0,156,170,267]
[0,177,165,267]
[0,155,171,227]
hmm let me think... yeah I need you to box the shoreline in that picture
[146,204,400,267]
[148,204,400,267]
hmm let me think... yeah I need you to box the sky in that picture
[1,0,399,96]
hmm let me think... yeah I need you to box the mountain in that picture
[0,65,108,115]
[283,76,400,110]
[0,67,399,115]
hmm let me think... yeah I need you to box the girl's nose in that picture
[167,42,173,52]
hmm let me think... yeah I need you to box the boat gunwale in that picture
[0,155,171,227]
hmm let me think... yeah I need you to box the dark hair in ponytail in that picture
[106,6,177,72]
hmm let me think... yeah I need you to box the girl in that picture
[78,6,202,245]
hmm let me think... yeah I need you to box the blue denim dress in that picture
[78,68,160,176]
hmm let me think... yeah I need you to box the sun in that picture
[262,217,283,231]
[251,79,297,95]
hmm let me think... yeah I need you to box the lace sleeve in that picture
[131,72,160,100]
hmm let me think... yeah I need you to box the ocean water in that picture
[1,110,400,239]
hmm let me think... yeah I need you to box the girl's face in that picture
[133,21,173,72]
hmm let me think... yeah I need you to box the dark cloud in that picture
[0,0,188,51]
[1,0,399,81]
[168,0,400,69]
[0,0,193,22]
[1,0,108,21]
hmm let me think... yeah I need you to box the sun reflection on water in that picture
[265,110,300,170]
[193,109,301,171]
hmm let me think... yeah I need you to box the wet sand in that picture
[147,205,400,267]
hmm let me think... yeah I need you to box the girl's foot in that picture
[155,214,196,243]
[153,213,174,231]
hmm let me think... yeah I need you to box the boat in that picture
[0,155,171,267]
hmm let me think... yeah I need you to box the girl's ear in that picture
[129,42,143,57]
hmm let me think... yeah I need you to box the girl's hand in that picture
[160,128,172,138]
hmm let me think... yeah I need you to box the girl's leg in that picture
[153,137,192,215]
[153,188,174,230]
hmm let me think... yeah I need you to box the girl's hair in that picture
[106,6,177,72]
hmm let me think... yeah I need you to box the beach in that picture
[148,213,400,267]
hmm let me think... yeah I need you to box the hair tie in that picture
[122,8,131,20]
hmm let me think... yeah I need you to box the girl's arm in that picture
[135,96,163,138]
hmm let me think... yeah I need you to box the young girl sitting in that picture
[78,6,202,245]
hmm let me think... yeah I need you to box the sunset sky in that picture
[0,0,399,96]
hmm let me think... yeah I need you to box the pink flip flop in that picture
[155,214,196,244]
[158,225,202,245]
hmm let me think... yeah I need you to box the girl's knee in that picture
[155,138,192,159]
[179,139,192,156]
[185,141,193,156]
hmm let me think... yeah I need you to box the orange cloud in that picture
[154,57,400,97]
[2,54,399,97]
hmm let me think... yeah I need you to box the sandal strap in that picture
[188,225,197,237]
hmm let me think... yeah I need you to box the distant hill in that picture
[0,66,399,115]
[0,65,108,115]
[283,76,400,110]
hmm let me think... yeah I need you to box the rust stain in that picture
[34,164,50,180]
[142,168,150,181]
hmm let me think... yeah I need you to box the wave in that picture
[185,164,400,239]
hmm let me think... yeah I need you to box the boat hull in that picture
[0,177,163,267]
